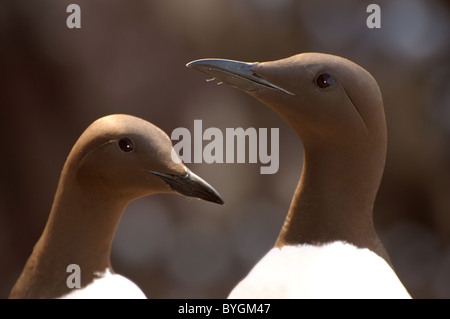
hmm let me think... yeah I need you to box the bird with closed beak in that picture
[9,114,223,299]
[187,53,411,298]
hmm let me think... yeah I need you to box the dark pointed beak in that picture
[186,58,294,95]
[149,168,224,205]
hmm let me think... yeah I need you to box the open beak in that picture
[186,58,294,95]
[150,168,224,205]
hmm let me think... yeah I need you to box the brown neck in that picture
[275,142,390,262]
[9,166,127,299]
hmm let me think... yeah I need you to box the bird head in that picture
[187,53,386,156]
[69,114,223,204]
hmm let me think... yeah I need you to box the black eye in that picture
[316,73,335,89]
[118,137,134,152]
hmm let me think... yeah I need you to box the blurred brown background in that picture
[1,0,449,298]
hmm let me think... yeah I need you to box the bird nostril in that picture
[118,138,134,152]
